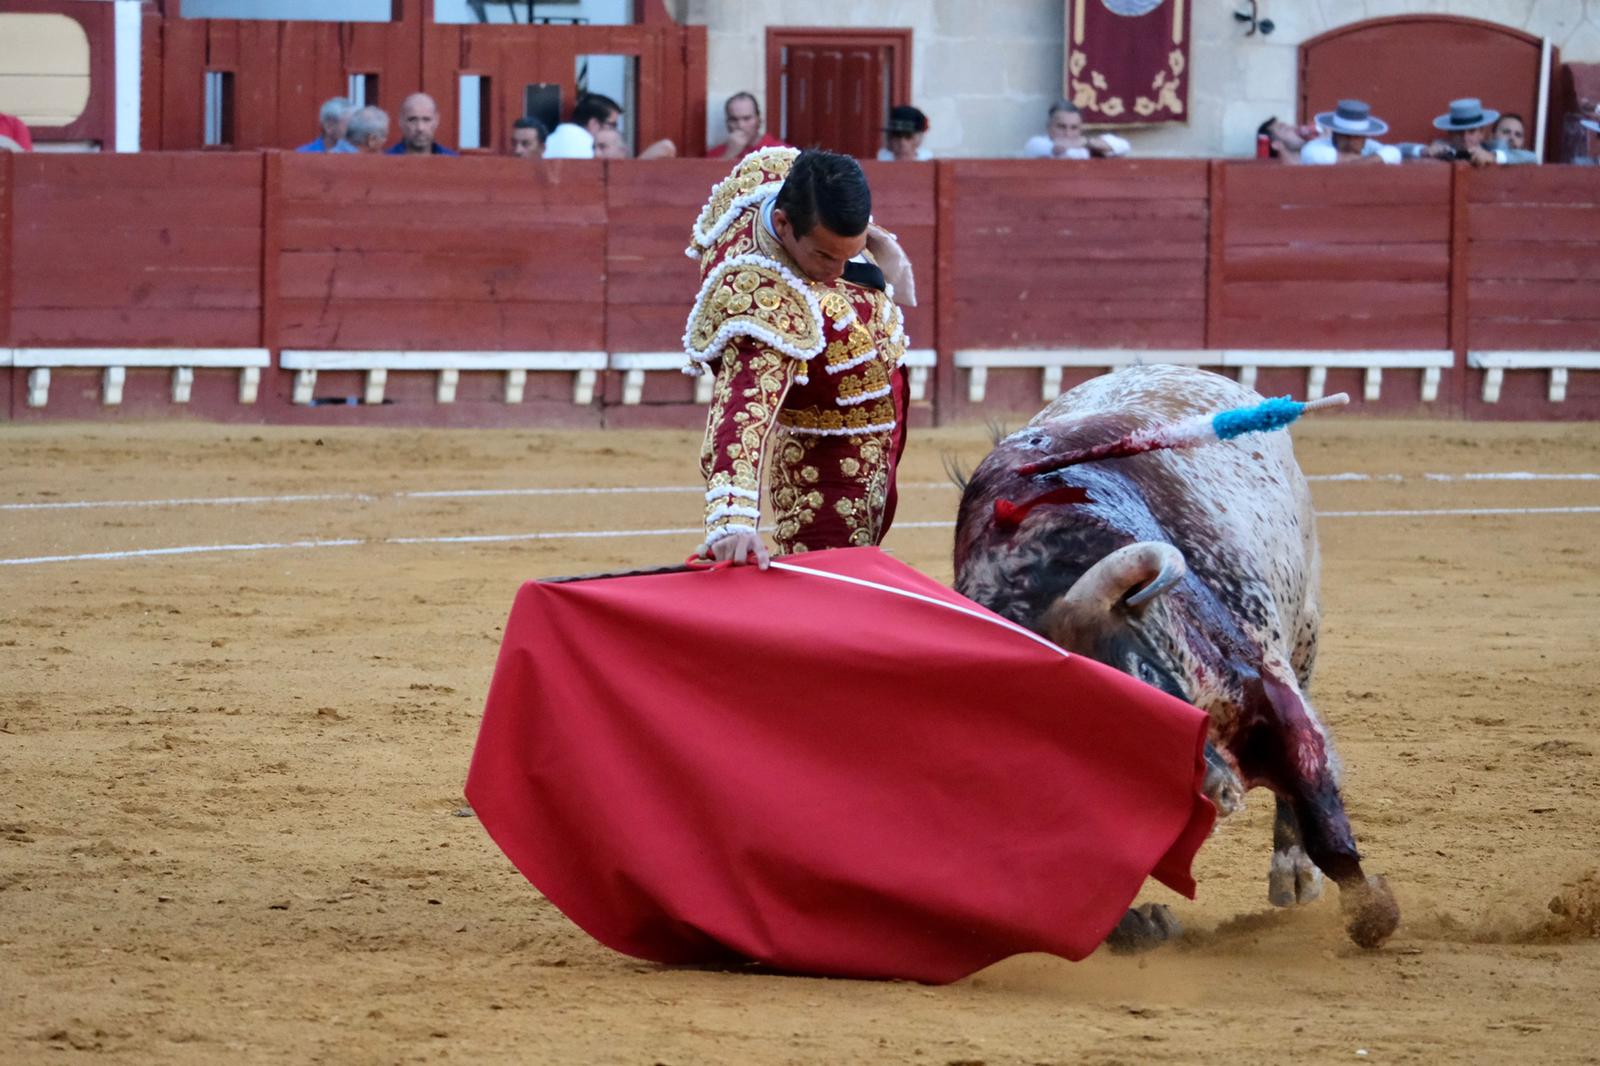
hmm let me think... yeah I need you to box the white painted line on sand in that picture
[4,472,1597,513]
[4,506,1597,568]
[1,493,380,512]
[0,539,365,566]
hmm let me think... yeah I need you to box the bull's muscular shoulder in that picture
[686,147,800,258]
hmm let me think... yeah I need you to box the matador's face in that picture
[773,208,868,285]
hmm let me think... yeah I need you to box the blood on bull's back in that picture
[953,364,1397,949]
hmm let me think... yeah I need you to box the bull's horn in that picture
[1064,541,1187,614]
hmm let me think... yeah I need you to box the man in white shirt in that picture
[1300,100,1400,165]
[1023,100,1130,160]
[544,93,622,159]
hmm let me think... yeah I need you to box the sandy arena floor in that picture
[2,416,1598,1065]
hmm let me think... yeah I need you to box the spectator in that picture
[879,105,932,161]
[706,92,787,159]
[334,107,389,154]
[593,126,628,160]
[1023,100,1130,159]
[510,116,548,159]
[1,110,34,152]
[1488,113,1539,164]
[1255,116,1316,161]
[1420,98,1504,167]
[545,93,622,159]
[386,93,457,156]
[1300,100,1400,165]
[297,97,354,153]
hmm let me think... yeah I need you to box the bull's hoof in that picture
[1104,903,1183,955]
[1340,874,1400,948]
[1268,844,1324,907]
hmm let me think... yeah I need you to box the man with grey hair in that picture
[386,92,458,155]
[297,97,354,153]
[333,107,390,154]
[1023,100,1130,159]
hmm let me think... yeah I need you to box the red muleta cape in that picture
[465,546,1214,983]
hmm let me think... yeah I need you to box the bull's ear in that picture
[1043,541,1186,645]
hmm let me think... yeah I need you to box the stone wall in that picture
[679,0,1600,159]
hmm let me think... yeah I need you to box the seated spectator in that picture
[1487,112,1538,164]
[1023,100,1130,159]
[386,93,457,156]
[334,107,389,154]
[1,110,34,152]
[593,126,628,160]
[510,116,548,159]
[592,125,677,161]
[706,92,788,159]
[1419,98,1504,167]
[1255,116,1317,161]
[545,93,623,159]
[1300,100,1400,165]
[879,105,932,161]
[297,97,354,153]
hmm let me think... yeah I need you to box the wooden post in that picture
[1448,161,1471,414]
[261,150,283,404]
[932,159,956,425]
[0,151,12,351]
[1204,159,1226,353]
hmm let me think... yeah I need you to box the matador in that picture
[684,147,915,564]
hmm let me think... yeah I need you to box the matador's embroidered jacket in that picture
[683,148,911,554]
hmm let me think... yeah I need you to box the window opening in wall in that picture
[348,72,380,109]
[458,74,492,150]
[767,29,911,158]
[437,0,625,25]
[203,70,235,147]
[183,0,390,20]
[524,83,562,136]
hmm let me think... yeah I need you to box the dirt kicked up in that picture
[2,418,1598,1065]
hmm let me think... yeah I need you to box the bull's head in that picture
[1039,541,1192,705]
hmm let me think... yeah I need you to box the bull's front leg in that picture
[1269,797,1323,906]
[1238,672,1399,948]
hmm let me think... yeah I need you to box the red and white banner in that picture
[1066,0,1193,125]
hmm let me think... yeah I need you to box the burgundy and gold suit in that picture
[684,148,911,555]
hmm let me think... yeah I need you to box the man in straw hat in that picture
[1300,100,1399,165]
[1423,97,1510,166]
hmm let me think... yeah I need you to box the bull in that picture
[953,364,1398,949]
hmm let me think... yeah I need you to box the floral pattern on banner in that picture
[1067,0,1191,126]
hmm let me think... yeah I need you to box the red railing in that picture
[2,152,1597,423]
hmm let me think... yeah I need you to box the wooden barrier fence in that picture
[2,152,1597,425]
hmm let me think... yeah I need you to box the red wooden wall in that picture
[4,154,1599,425]
[9,153,262,347]
[938,160,1211,419]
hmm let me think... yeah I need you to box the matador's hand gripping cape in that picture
[682,148,912,554]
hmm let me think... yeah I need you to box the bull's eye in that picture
[1134,658,1164,688]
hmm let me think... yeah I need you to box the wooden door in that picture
[1300,16,1550,155]
[767,28,910,158]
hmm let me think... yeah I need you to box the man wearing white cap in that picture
[1423,98,1506,166]
[1300,100,1400,165]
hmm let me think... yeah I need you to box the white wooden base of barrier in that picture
[608,352,714,405]
[7,349,272,408]
[951,349,1453,404]
[901,349,937,403]
[279,350,608,406]
[1469,351,1600,403]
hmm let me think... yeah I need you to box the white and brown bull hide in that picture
[953,364,1398,948]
